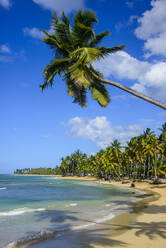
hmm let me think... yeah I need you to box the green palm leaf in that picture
[41,57,71,89]
[70,47,102,64]
[41,9,124,107]
[90,80,110,107]
[89,31,110,47]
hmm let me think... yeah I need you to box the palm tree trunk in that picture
[93,74,166,110]
[154,153,158,180]
[144,162,146,179]
[154,158,157,180]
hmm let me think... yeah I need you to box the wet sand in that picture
[10,176,166,248]
[101,181,166,248]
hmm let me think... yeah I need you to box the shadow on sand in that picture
[27,204,166,248]
[109,220,166,240]
[9,194,166,248]
[15,209,128,248]
[28,227,128,248]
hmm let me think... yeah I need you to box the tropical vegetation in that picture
[14,167,61,175]
[40,9,166,110]
[15,123,166,182]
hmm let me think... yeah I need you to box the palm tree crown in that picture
[41,10,124,107]
[41,9,166,110]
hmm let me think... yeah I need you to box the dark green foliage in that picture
[151,179,162,184]
[14,167,61,175]
[15,123,166,182]
[41,9,124,107]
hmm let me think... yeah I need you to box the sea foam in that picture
[0,187,7,190]
[0,207,46,217]
[69,203,78,207]
[4,204,131,248]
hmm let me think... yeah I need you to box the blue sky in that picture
[0,0,166,173]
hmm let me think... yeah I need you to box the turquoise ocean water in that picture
[0,175,140,248]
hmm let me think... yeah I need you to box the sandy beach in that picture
[23,176,166,248]
[81,178,166,248]
[68,177,166,248]
[55,177,166,248]
[102,181,166,248]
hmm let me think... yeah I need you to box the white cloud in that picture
[135,0,166,57]
[0,0,11,9]
[23,27,43,39]
[144,31,166,57]
[67,116,145,148]
[32,0,85,13]
[94,51,166,101]
[23,26,54,39]
[95,1,166,100]
[0,45,13,63]
[0,44,11,54]
[95,51,150,79]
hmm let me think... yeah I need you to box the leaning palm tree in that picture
[41,10,166,110]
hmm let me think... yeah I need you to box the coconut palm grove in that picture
[15,9,166,183]
[15,122,166,182]
[1,1,166,248]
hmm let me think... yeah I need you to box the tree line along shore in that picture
[15,123,166,184]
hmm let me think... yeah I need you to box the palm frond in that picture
[89,64,103,77]
[89,31,110,47]
[90,80,110,107]
[52,12,60,24]
[61,11,70,26]
[42,30,62,49]
[50,16,74,52]
[66,76,87,107]
[69,48,104,87]
[76,21,95,39]
[40,58,71,90]
[99,45,125,56]
[70,47,101,65]
[42,9,125,107]
[43,29,69,58]
[69,64,93,88]
[73,87,87,107]
[73,9,97,28]
[72,10,98,46]
[40,81,49,91]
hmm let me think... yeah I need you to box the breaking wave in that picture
[5,205,130,248]
[0,207,46,217]
[0,187,7,190]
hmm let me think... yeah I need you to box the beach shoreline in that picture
[92,180,166,248]
[8,175,166,248]
[53,177,166,248]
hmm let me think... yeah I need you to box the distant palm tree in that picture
[41,10,166,110]
[143,128,154,138]
[143,135,163,180]
[159,122,166,142]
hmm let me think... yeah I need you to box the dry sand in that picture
[89,180,166,248]
[24,176,166,248]
[57,177,166,248]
